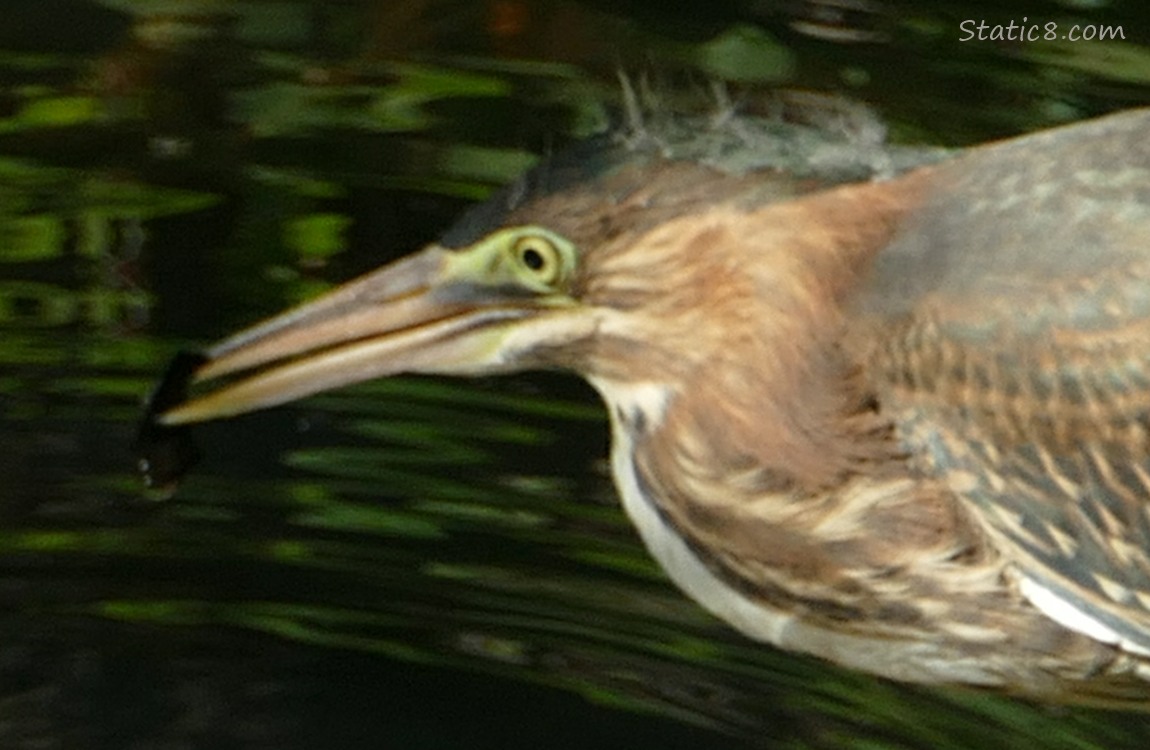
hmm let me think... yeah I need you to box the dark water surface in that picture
[4,1,1150,748]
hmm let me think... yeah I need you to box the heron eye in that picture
[512,234,562,284]
[522,246,545,270]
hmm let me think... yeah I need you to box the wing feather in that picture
[859,108,1150,656]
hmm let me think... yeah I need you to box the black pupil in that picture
[521,245,546,271]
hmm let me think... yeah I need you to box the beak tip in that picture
[153,410,183,427]
[189,359,223,384]
[154,404,203,427]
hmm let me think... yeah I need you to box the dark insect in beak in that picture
[135,350,208,495]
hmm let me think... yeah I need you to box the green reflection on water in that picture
[1026,38,1150,84]
[289,491,447,540]
[285,212,352,261]
[0,94,103,133]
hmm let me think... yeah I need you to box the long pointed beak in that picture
[158,246,530,425]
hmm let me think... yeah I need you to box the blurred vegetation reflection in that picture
[2,0,1150,748]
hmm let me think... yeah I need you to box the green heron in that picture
[149,104,1150,705]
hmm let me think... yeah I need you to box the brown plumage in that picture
[147,105,1150,705]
